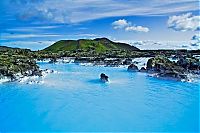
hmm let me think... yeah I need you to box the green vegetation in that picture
[43,38,139,53]
[0,47,41,80]
[147,56,185,73]
[41,38,200,59]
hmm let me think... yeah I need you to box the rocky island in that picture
[144,56,199,81]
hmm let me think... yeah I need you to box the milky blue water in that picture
[0,63,199,132]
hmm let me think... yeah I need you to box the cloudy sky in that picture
[0,0,199,50]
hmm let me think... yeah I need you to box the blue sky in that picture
[0,0,199,50]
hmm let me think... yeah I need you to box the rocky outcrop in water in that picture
[123,58,132,65]
[146,56,188,80]
[177,57,200,74]
[49,58,57,63]
[104,58,123,67]
[74,57,125,67]
[127,64,139,72]
[100,73,109,82]
[139,67,146,72]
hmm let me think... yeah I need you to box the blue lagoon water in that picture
[0,63,199,132]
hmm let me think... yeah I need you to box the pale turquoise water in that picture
[0,63,199,132]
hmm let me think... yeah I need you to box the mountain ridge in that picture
[43,38,140,52]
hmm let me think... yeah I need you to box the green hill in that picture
[43,38,139,52]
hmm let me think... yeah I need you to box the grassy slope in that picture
[43,38,139,52]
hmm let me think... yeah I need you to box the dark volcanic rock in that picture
[74,57,90,63]
[127,64,139,72]
[139,67,146,72]
[147,56,184,73]
[146,56,187,80]
[74,57,105,64]
[49,58,57,63]
[0,56,42,81]
[105,58,123,67]
[123,58,132,65]
[100,73,109,82]
[177,57,200,71]
[156,70,187,81]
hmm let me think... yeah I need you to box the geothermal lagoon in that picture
[0,61,199,132]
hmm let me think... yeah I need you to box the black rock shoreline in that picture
[0,44,199,83]
[42,55,200,82]
[1,56,200,83]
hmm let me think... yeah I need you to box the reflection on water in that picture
[0,63,199,132]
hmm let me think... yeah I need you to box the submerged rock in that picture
[127,64,139,72]
[100,73,109,82]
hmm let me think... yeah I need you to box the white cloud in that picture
[6,0,199,23]
[1,33,100,40]
[112,19,149,33]
[33,25,61,29]
[112,19,129,29]
[192,34,200,41]
[6,25,61,32]
[73,33,100,37]
[168,13,200,31]
[1,33,62,39]
[191,34,200,47]
[118,40,197,50]
[125,26,149,32]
